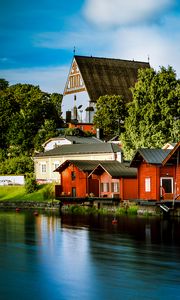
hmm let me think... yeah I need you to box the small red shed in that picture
[89,161,138,200]
[130,147,179,201]
[54,160,101,198]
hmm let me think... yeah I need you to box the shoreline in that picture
[0,200,159,216]
[1,200,180,217]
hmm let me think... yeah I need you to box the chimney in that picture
[96,128,103,139]
[66,111,71,123]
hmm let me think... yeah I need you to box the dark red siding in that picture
[122,178,138,200]
[61,165,88,197]
[137,162,176,201]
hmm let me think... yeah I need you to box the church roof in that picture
[74,55,150,102]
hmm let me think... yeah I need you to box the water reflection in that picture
[0,211,180,300]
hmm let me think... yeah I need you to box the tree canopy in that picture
[0,80,63,173]
[121,66,180,159]
[93,95,126,138]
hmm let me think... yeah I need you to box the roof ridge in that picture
[74,55,150,64]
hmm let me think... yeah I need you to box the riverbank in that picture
[0,185,60,209]
[0,184,53,202]
[0,186,176,217]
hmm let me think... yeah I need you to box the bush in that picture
[25,175,38,193]
[127,205,138,215]
[42,183,55,201]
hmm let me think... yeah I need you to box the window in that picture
[54,162,59,170]
[145,178,151,192]
[41,164,46,173]
[111,182,119,192]
[101,183,109,192]
[71,171,76,180]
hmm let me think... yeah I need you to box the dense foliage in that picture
[25,174,38,193]
[93,95,126,137]
[0,155,34,175]
[121,66,180,159]
[0,80,63,174]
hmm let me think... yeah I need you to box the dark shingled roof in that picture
[75,55,150,102]
[54,159,137,178]
[54,160,102,173]
[90,161,137,178]
[130,149,171,167]
[35,143,121,157]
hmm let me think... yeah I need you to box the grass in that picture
[0,184,54,202]
[63,204,139,216]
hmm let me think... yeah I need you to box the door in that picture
[160,177,173,199]
[161,178,173,193]
[72,187,76,197]
[88,179,99,197]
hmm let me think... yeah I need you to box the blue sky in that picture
[1,0,180,94]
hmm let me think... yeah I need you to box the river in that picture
[0,210,180,300]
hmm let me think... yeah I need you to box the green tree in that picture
[25,174,38,193]
[50,93,63,119]
[34,119,58,152]
[0,78,9,90]
[0,155,34,175]
[121,66,180,159]
[0,82,63,155]
[93,95,126,137]
[0,88,20,149]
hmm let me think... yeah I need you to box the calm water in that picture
[0,211,180,300]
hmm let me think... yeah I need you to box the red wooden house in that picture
[130,144,180,201]
[89,161,138,200]
[54,160,101,198]
[54,160,137,200]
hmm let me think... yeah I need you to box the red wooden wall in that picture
[122,178,138,200]
[138,163,158,200]
[93,172,137,200]
[138,162,176,200]
[176,164,180,196]
[61,165,88,197]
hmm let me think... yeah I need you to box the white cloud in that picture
[0,66,68,94]
[108,20,180,77]
[83,0,174,27]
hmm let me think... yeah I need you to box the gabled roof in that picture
[35,143,121,157]
[54,160,102,173]
[89,161,137,178]
[162,141,180,165]
[54,159,137,178]
[74,55,150,102]
[130,148,171,167]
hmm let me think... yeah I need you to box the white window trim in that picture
[160,177,174,193]
[41,163,47,173]
[112,182,120,193]
[145,177,151,192]
[54,161,60,170]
